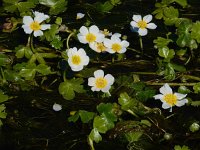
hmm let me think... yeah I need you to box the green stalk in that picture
[66,32,74,50]
[139,36,143,55]
[145,82,196,86]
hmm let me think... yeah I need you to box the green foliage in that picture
[19,63,53,80]
[59,78,85,100]
[0,91,9,103]
[89,128,102,143]
[39,0,68,15]
[3,0,36,13]
[68,110,95,123]
[191,21,200,43]
[50,35,63,50]
[0,104,7,126]
[15,45,33,59]
[94,0,121,13]
[174,145,190,150]
[153,36,172,49]
[189,122,200,133]
[0,54,11,67]
[193,82,200,94]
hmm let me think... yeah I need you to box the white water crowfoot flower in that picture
[53,103,62,111]
[88,70,114,93]
[77,25,105,46]
[130,14,157,36]
[104,33,129,54]
[153,83,188,112]
[22,11,51,37]
[76,13,85,19]
[67,47,89,71]
[90,42,108,53]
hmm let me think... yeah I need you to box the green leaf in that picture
[43,24,59,41]
[174,145,190,150]
[110,0,121,6]
[118,92,133,110]
[153,37,172,49]
[193,82,200,94]
[58,78,85,100]
[89,128,102,143]
[190,101,200,107]
[97,103,117,122]
[79,110,95,123]
[93,114,115,133]
[191,21,200,43]
[0,53,10,67]
[136,88,156,102]
[15,45,33,59]
[125,131,143,142]
[50,35,63,50]
[39,0,68,15]
[178,86,191,94]
[0,91,9,103]
[36,64,52,75]
[19,63,37,80]
[174,0,188,8]
[95,1,114,13]
[158,46,175,59]
[68,112,79,122]
[164,63,175,80]
[171,63,186,72]
[164,6,179,18]
[0,104,7,121]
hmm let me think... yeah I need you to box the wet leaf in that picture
[58,78,85,100]
[153,37,172,49]
[191,21,200,43]
[15,45,33,59]
[158,46,175,59]
[79,110,95,123]
[50,35,63,50]
[89,128,102,143]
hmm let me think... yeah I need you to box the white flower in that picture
[153,83,188,112]
[88,70,114,93]
[90,42,108,53]
[77,25,105,47]
[67,47,89,71]
[53,103,62,111]
[130,14,157,36]
[22,11,51,37]
[100,29,112,36]
[76,13,85,19]
[104,33,129,54]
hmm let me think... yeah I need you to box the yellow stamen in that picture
[112,43,122,52]
[102,29,110,36]
[137,20,147,29]
[163,94,177,106]
[71,55,81,65]
[30,21,41,31]
[97,43,106,52]
[95,77,107,89]
[86,33,96,43]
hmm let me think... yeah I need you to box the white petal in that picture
[132,15,142,22]
[79,26,88,35]
[76,13,85,19]
[104,74,114,85]
[101,85,111,93]
[176,99,188,107]
[143,15,152,23]
[41,24,51,30]
[77,34,87,44]
[107,48,115,54]
[34,11,49,23]
[162,102,171,109]
[121,41,129,48]
[147,23,157,29]
[96,33,105,43]
[112,33,121,38]
[103,39,112,48]
[78,48,86,56]
[22,25,33,34]
[53,103,62,111]
[71,65,83,72]
[94,70,104,78]
[118,48,127,53]
[138,28,148,36]
[174,93,187,100]
[89,25,99,34]
[33,30,43,37]
[88,77,95,86]
[83,56,89,65]
[23,16,34,25]
[130,21,139,28]
[159,83,173,95]
[153,94,164,100]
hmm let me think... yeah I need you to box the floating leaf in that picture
[15,45,33,59]
[50,35,63,50]
[158,46,175,60]
[79,110,95,123]
[153,36,172,49]
[59,78,85,100]
[89,128,102,143]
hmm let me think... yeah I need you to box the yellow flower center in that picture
[137,20,147,29]
[30,21,41,31]
[102,29,110,36]
[163,94,177,106]
[112,43,122,52]
[71,55,81,65]
[95,77,107,89]
[97,43,106,52]
[86,33,96,43]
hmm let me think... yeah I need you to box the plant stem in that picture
[145,82,196,86]
[139,36,143,55]
[66,32,74,50]
[63,71,67,82]
[27,34,36,53]
[182,75,200,81]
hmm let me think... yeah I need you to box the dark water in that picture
[1,0,200,150]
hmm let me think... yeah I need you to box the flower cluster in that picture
[77,25,129,54]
